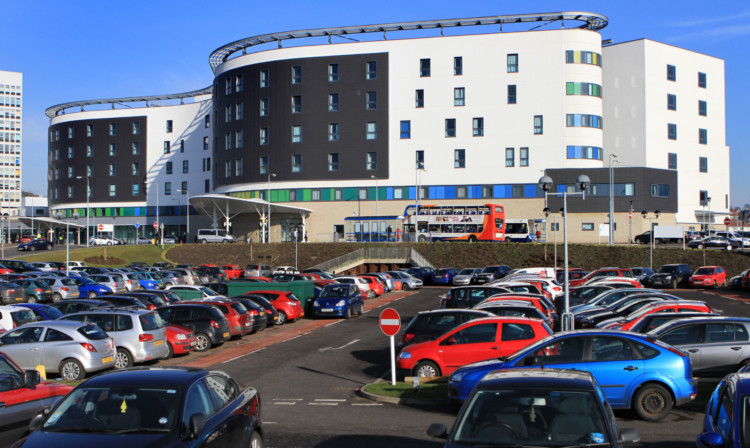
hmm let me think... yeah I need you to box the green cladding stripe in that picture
[302,189,311,201]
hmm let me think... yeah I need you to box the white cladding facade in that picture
[602,39,728,224]
[0,70,22,216]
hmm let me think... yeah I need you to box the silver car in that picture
[244,264,273,278]
[60,309,169,369]
[121,272,144,292]
[156,270,186,288]
[0,320,115,380]
[169,268,200,286]
[453,268,482,286]
[385,271,423,290]
[87,274,128,294]
[37,276,80,301]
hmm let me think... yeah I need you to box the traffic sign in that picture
[153,222,158,229]
[97,224,104,231]
[379,308,401,337]
[724,217,731,226]
[134,222,140,229]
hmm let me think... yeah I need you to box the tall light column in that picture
[267,173,276,243]
[707,197,712,236]
[76,176,90,247]
[608,154,618,246]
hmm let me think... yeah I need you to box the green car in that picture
[13,279,54,303]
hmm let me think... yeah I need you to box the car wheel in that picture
[713,281,718,289]
[413,360,441,378]
[114,348,133,369]
[344,306,351,319]
[164,282,172,288]
[164,342,174,360]
[26,295,37,303]
[59,358,85,381]
[29,246,35,252]
[52,293,62,302]
[195,333,212,352]
[671,279,678,289]
[46,245,52,250]
[200,239,207,244]
[276,311,288,325]
[250,430,264,448]
[633,384,672,422]
[87,291,98,299]
[223,239,230,244]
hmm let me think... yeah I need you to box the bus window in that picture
[466,207,477,215]
[429,224,440,233]
[404,224,415,233]
[441,224,453,233]
[466,224,479,233]
[418,209,428,215]
[479,206,490,214]
[495,218,504,230]
[454,224,465,233]
[417,221,428,232]
[494,206,504,213]
[454,208,464,215]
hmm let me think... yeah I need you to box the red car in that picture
[396,316,551,378]
[358,275,384,297]
[569,267,634,287]
[183,299,254,338]
[245,290,304,325]
[689,266,727,288]
[484,294,558,327]
[599,300,715,331]
[222,265,244,280]
[164,324,197,358]
[0,351,73,429]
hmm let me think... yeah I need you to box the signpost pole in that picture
[379,308,401,386]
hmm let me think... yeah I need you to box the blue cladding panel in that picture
[525,185,537,197]
[445,186,457,199]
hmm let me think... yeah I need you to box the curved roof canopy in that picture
[189,194,312,219]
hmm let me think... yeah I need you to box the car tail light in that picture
[211,320,220,328]
[34,288,42,293]
[113,282,118,287]
[139,334,154,342]
[127,280,132,285]
[80,342,97,352]
[6,289,13,294]
[61,287,69,292]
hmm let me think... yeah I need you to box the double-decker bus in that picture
[402,204,506,242]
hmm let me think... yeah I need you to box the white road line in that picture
[273,402,298,405]
[351,403,383,406]
[362,310,372,314]
[308,402,339,406]
[319,339,361,352]
[284,335,302,342]
[221,347,265,363]
[324,320,342,328]
[313,399,347,402]
[263,421,279,424]
[272,398,303,401]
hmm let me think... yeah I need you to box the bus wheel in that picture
[418,235,427,242]
[467,235,477,243]
[504,237,512,243]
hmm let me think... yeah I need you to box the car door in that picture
[659,323,703,371]
[499,322,544,356]
[0,327,44,370]
[440,322,499,372]
[698,322,750,375]
[205,374,247,445]
[181,379,226,448]
[584,335,645,407]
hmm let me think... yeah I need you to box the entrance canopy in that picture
[18,216,86,234]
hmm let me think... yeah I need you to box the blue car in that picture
[71,276,112,298]
[431,268,460,285]
[312,283,364,319]
[698,370,750,448]
[13,303,64,320]
[134,272,159,290]
[448,329,697,422]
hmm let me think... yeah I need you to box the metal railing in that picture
[308,247,433,272]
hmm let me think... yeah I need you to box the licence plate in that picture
[223,332,230,338]
[15,297,22,301]
[102,356,114,364]
[154,340,163,346]
[245,322,251,327]
[322,308,334,312]
[190,341,196,346]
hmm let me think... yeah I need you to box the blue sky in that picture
[4,1,748,205]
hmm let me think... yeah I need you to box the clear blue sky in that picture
[4,1,747,205]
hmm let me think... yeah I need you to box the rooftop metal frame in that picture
[208,11,608,72]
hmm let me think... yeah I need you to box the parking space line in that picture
[313,399,346,402]
[351,403,382,406]
[221,347,265,364]
[273,402,298,405]
[308,402,339,406]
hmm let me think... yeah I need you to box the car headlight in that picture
[398,351,412,360]
[176,333,187,340]
[451,371,466,382]
[336,300,345,307]
[313,300,320,306]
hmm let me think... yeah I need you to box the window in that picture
[166,120,173,133]
[420,58,431,77]
[366,152,377,170]
[260,69,269,88]
[445,119,456,137]
[132,162,140,176]
[582,223,595,231]
[328,153,339,171]
[366,61,377,79]
[416,150,424,169]
[700,190,709,205]
[131,142,140,155]
[328,63,339,82]
[260,128,268,145]
[166,161,173,175]
[183,160,189,174]
[454,149,465,168]
[225,78,232,95]
[566,146,603,160]
[699,128,708,144]
[401,120,411,139]
[508,85,517,104]
[566,82,602,97]
[366,91,376,110]
[87,165,93,177]
[328,123,339,141]
[108,184,118,198]
[109,143,116,156]
[700,157,708,173]
[328,93,339,112]
[667,64,676,81]
[651,184,670,197]
[667,94,677,111]
[132,184,140,196]
[225,161,231,177]
[165,181,172,195]
[235,158,243,176]
[225,133,231,150]
[164,140,170,153]
[109,123,116,136]
[566,114,603,129]
[292,154,302,172]
[181,181,187,194]
[260,156,268,174]
[54,168,59,180]
[180,139,185,152]
[292,125,302,143]
[236,102,243,120]
[366,122,377,140]
[520,147,529,167]
[454,56,462,75]
[668,123,677,140]
[291,96,302,113]
[68,146,74,158]
[87,124,94,137]
[534,115,543,134]
[505,148,514,167]
[699,72,707,88]
[358,188,368,201]
[507,53,518,73]
[87,145,93,157]
[473,117,484,136]
[699,100,707,116]
[292,66,302,84]
[415,89,424,108]
[565,50,602,66]
[668,152,677,169]
[68,166,74,178]
[203,136,209,150]
[260,98,269,116]
[234,130,243,148]
[454,87,465,106]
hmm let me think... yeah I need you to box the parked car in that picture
[730,269,749,289]
[570,288,660,314]
[688,236,737,251]
[440,286,511,309]
[474,265,511,284]
[12,279,54,304]
[227,297,267,334]
[166,284,225,300]
[312,283,364,319]
[649,264,693,289]
[574,293,679,328]
[697,371,750,448]
[48,299,114,315]
[221,264,243,279]
[12,303,64,321]
[244,263,273,278]
[118,292,169,310]
[628,311,720,334]
[397,316,551,378]
[384,271,423,290]
[0,282,28,304]
[399,309,495,349]
[596,300,715,330]
[237,294,278,327]
[195,265,227,283]
[630,267,655,286]
[13,367,263,448]
[195,228,236,243]
[156,270,187,288]
[406,266,436,285]
[0,260,41,274]
[429,368,640,448]
[689,266,727,288]
[0,305,37,331]
[649,316,750,376]
[431,268,459,285]
[16,239,53,252]
[452,268,481,286]
[86,274,127,294]
[245,290,304,325]
[134,236,152,245]
[448,329,698,421]
[182,299,254,339]
[164,324,197,358]
[569,267,634,287]
[474,300,552,326]
[0,321,115,380]
[156,304,231,351]
[162,234,178,244]
[30,262,62,272]
[93,295,149,310]
[70,276,112,299]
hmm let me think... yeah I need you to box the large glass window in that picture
[566,146,602,160]
[400,120,411,139]
[507,54,518,73]
[566,82,602,97]
[651,184,670,198]
[445,119,456,137]
[565,50,602,66]
[454,88,465,106]
[454,149,465,168]
[566,114,603,129]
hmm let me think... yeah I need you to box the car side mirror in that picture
[25,369,41,387]
[427,423,448,439]
[445,337,456,345]
[29,410,46,431]
[189,413,206,438]
[697,432,724,448]
[618,428,640,445]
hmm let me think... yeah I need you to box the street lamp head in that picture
[543,207,550,218]
[270,173,277,178]
[538,176,553,192]
[641,210,648,219]
[576,175,591,191]
[370,175,377,179]
[73,212,80,220]
[610,153,619,159]
[655,210,661,219]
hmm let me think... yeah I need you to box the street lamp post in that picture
[1,214,7,258]
[539,174,590,331]
[608,154,619,246]
[641,210,661,270]
[707,197,712,236]
[75,176,90,247]
[56,212,79,275]
[267,173,276,243]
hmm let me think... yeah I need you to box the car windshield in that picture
[694,268,715,275]
[11,310,35,326]
[658,266,678,274]
[43,386,180,432]
[481,266,498,274]
[320,286,349,298]
[139,313,164,331]
[77,323,108,339]
[37,305,64,320]
[451,388,609,446]
[458,269,476,275]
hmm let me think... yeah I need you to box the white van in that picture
[504,219,536,242]
[195,229,236,244]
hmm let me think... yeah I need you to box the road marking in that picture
[324,320,342,328]
[273,398,303,401]
[309,402,339,406]
[351,403,382,406]
[314,399,346,402]
[319,339,360,352]
[221,347,265,363]
[273,402,298,405]
[284,335,302,342]
[362,310,372,314]
[263,421,279,424]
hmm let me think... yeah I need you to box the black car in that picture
[157,304,231,351]
[152,262,173,268]
[203,282,229,296]
[230,297,268,334]
[649,264,693,289]
[575,293,680,328]
[141,289,182,304]
[560,285,614,315]
[405,266,435,285]
[16,239,53,252]
[474,265,511,284]
[441,286,510,309]
[14,367,263,448]
[118,292,169,310]
[628,311,719,333]
[126,262,150,268]
[688,236,737,251]
[399,309,494,349]
[94,295,150,310]
[49,299,115,315]
[0,259,42,274]
[729,269,749,289]
[236,294,278,327]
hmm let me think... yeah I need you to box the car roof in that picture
[78,366,215,389]
[479,368,597,391]
[649,315,750,331]
[417,308,494,315]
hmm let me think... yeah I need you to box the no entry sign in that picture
[379,308,401,337]
[97,224,104,231]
